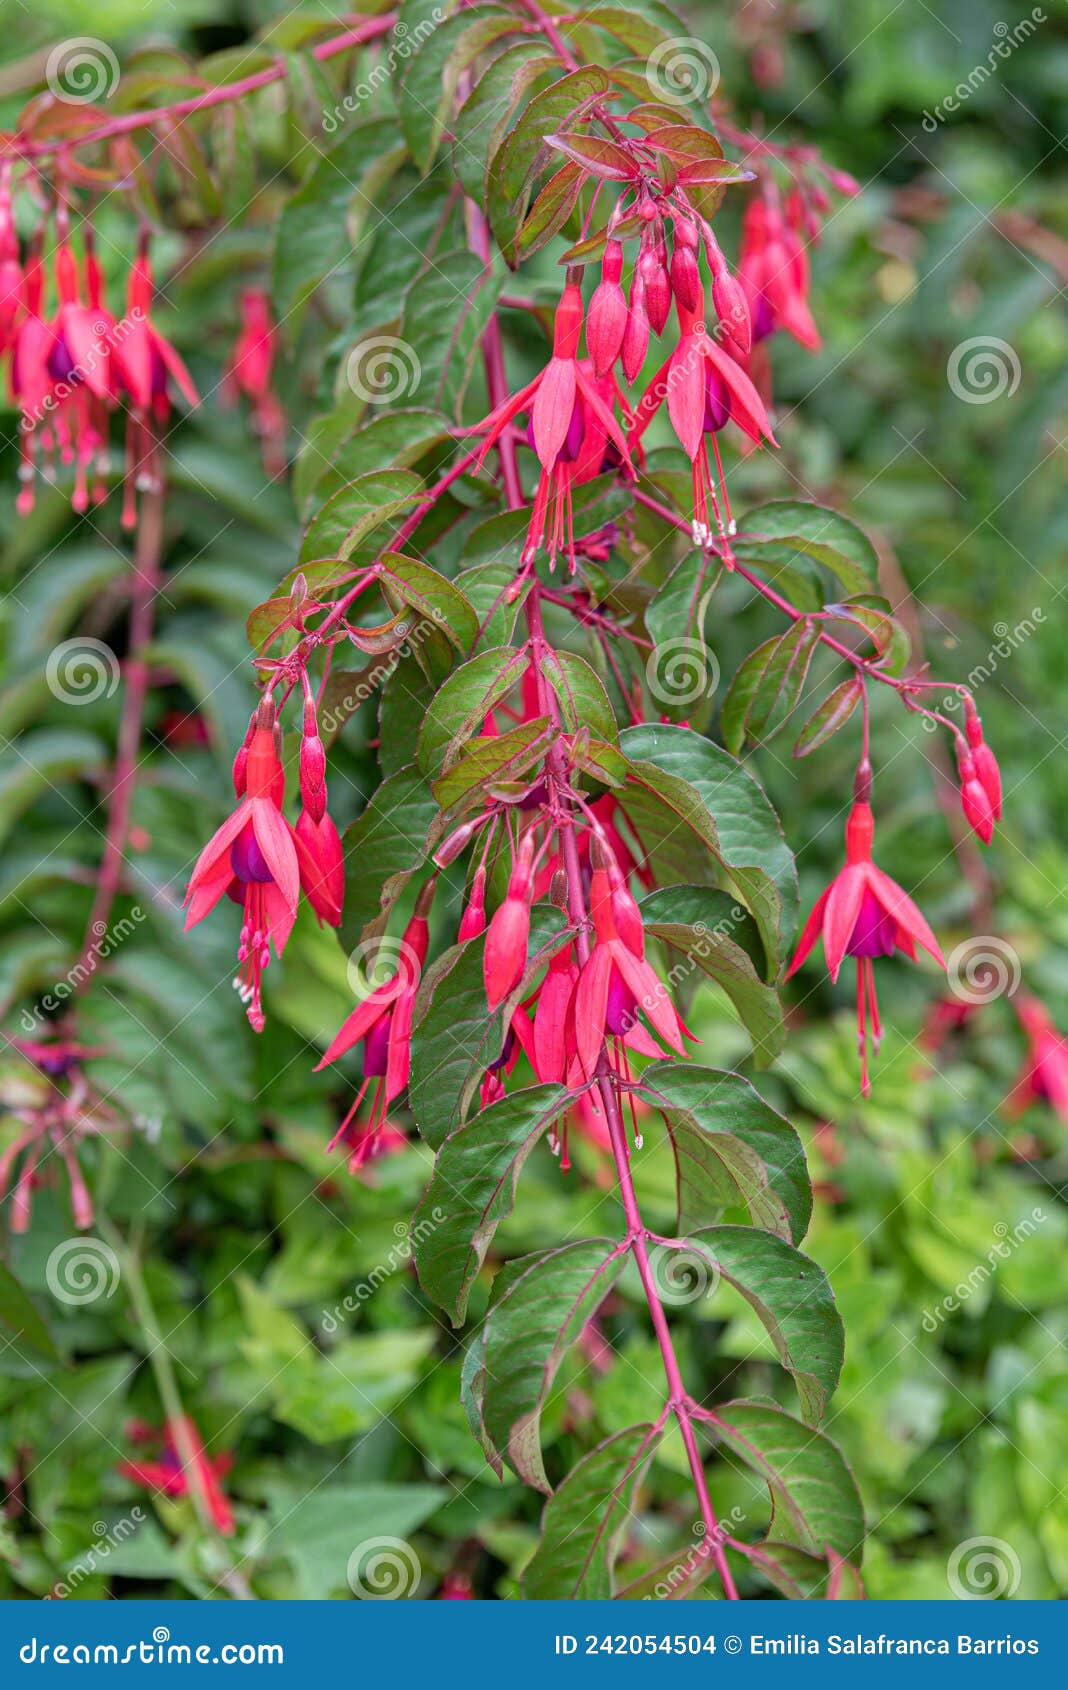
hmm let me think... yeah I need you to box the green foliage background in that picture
[0,0,1065,1597]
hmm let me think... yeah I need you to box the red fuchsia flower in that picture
[0,164,20,355]
[630,280,777,558]
[957,748,996,845]
[571,850,689,1087]
[184,699,313,1032]
[484,832,536,1010]
[118,1417,234,1536]
[586,240,627,378]
[1007,994,1068,1122]
[737,193,821,353]
[467,272,633,573]
[786,784,946,1094]
[316,883,435,1170]
[439,1572,474,1600]
[221,288,286,477]
[964,698,1002,821]
[294,699,344,927]
[110,230,199,527]
[9,235,57,512]
[45,236,113,513]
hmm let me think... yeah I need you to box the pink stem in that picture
[10,21,397,160]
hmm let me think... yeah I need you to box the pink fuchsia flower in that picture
[483,832,536,1010]
[964,699,1002,821]
[118,1417,234,1536]
[221,288,286,476]
[467,273,633,572]
[1007,994,1068,1122]
[786,795,946,1094]
[110,231,199,527]
[630,281,777,558]
[737,193,821,352]
[571,855,689,1085]
[184,699,306,1031]
[316,883,435,1170]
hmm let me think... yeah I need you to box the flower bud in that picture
[965,702,1002,819]
[621,268,650,384]
[640,244,671,337]
[586,240,627,377]
[669,240,700,314]
[958,753,995,845]
[711,270,751,356]
[459,865,487,941]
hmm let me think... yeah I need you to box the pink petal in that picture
[531,357,576,469]
[185,801,252,902]
[573,944,613,1081]
[867,865,945,967]
[822,864,865,982]
[665,338,706,460]
[250,800,300,911]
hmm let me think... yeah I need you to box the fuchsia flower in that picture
[110,230,199,526]
[571,853,689,1084]
[1007,994,1068,1122]
[184,699,340,1031]
[483,832,535,1009]
[468,274,633,572]
[316,882,435,1170]
[119,1417,234,1536]
[631,279,776,557]
[737,193,821,352]
[786,793,946,1094]
[221,288,286,476]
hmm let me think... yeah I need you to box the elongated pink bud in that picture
[587,240,627,377]
[483,897,530,1009]
[669,241,700,314]
[296,809,345,925]
[640,245,671,337]
[459,866,487,941]
[958,753,995,845]
[711,270,751,355]
[965,703,1002,820]
[622,268,650,384]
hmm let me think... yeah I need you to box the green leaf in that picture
[638,1061,810,1245]
[516,162,585,260]
[720,621,820,754]
[399,249,506,418]
[452,42,556,202]
[413,1083,573,1321]
[680,1225,843,1424]
[300,469,423,568]
[376,552,479,655]
[0,731,106,850]
[295,407,451,515]
[618,724,797,977]
[487,68,612,264]
[431,718,555,810]
[708,1400,865,1562]
[732,1539,865,1600]
[0,1262,60,1363]
[735,501,880,597]
[523,1425,659,1598]
[542,648,619,744]
[828,597,911,677]
[408,907,567,1146]
[416,646,526,777]
[267,1483,443,1600]
[793,676,863,758]
[482,1240,626,1490]
[400,9,522,171]
[639,886,784,1066]
[273,118,407,330]
[340,764,439,948]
